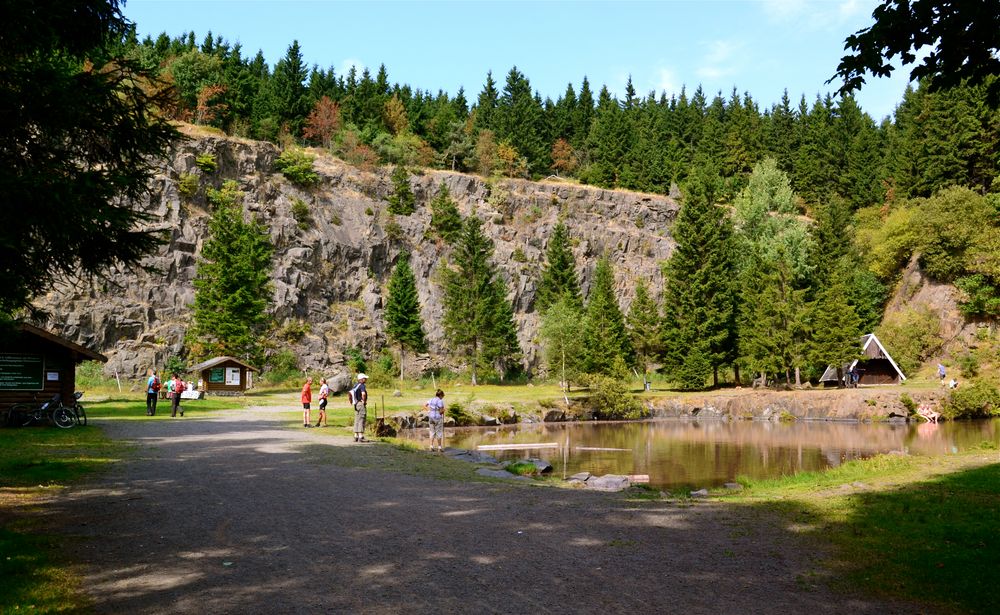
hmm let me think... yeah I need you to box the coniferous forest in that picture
[112,27,1000,395]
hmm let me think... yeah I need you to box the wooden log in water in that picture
[575,446,632,452]
[627,474,650,483]
[476,442,560,451]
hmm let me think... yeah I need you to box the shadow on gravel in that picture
[43,416,919,614]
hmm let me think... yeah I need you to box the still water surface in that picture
[403,419,1000,489]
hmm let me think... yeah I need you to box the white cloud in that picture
[760,0,874,31]
[837,0,865,20]
[339,58,365,77]
[655,67,680,98]
[697,39,742,81]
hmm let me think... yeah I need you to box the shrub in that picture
[76,360,112,389]
[588,359,646,420]
[279,319,311,342]
[262,349,299,386]
[512,247,527,263]
[956,352,980,378]
[876,304,942,374]
[194,153,218,173]
[505,461,538,476]
[943,380,1000,419]
[366,350,396,388]
[384,218,404,242]
[291,198,312,231]
[387,166,415,215]
[446,402,476,426]
[274,148,320,187]
[177,173,199,199]
[344,347,367,375]
[899,393,917,415]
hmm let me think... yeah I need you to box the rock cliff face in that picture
[34,127,679,384]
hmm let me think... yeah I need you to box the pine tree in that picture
[429,182,462,243]
[627,280,661,389]
[473,71,499,133]
[441,217,521,384]
[536,222,582,312]
[661,167,739,389]
[385,253,427,380]
[191,181,274,363]
[581,258,633,374]
[387,166,415,215]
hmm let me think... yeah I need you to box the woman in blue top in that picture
[425,389,445,452]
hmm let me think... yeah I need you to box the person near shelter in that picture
[425,389,446,452]
[146,369,160,416]
[315,377,329,427]
[170,373,186,417]
[301,377,313,427]
[350,373,368,442]
[938,363,947,385]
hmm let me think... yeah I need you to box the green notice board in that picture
[209,368,225,383]
[0,354,45,390]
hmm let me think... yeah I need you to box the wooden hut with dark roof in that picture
[1,323,107,409]
[820,333,906,386]
[188,356,257,395]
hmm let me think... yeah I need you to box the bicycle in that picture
[9,393,76,429]
[64,391,87,426]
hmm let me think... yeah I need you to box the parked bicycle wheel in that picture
[12,404,35,427]
[51,405,76,429]
[72,403,87,426]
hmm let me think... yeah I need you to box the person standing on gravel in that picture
[145,369,160,416]
[301,377,313,428]
[315,378,329,427]
[349,373,368,442]
[425,389,445,451]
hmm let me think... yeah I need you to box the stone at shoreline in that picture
[568,472,592,482]
[481,415,500,426]
[690,488,710,498]
[543,409,565,422]
[723,482,743,491]
[443,448,499,464]
[525,458,553,474]
[476,468,532,481]
[586,475,631,492]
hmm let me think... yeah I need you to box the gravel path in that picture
[51,407,921,614]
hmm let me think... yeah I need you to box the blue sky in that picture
[123,0,914,121]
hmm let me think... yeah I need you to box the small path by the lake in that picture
[51,406,925,614]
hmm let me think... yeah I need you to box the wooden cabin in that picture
[189,356,257,395]
[820,333,906,386]
[0,323,107,409]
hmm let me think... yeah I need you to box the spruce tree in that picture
[627,280,662,390]
[191,181,274,363]
[661,167,739,389]
[581,258,633,375]
[429,182,462,243]
[807,270,861,386]
[388,166,415,215]
[385,253,427,380]
[441,217,521,384]
[536,222,582,312]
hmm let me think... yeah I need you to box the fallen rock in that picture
[543,409,565,422]
[723,482,743,491]
[480,415,500,426]
[586,475,631,492]
[443,448,499,464]
[525,458,553,474]
[568,471,592,482]
[690,488,710,498]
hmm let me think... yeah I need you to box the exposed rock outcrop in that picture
[35,127,679,387]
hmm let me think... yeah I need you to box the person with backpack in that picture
[315,377,329,427]
[145,369,160,416]
[170,373,186,417]
[349,373,368,442]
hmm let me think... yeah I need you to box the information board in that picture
[225,367,241,386]
[0,354,45,390]
[208,368,225,383]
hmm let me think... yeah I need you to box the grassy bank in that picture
[726,446,1000,614]
[0,425,126,612]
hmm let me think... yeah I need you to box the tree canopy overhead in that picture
[832,0,1000,102]
[1,0,177,320]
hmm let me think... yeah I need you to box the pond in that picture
[401,418,1000,490]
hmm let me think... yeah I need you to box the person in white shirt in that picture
[424,389,446,452]
[315,378,330,427]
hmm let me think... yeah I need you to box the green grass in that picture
[727,451,1000,614]
[0,425,124,613]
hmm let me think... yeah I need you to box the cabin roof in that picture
[17,323,107,363]
[819,333,906,382]
[188,356,258,373]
